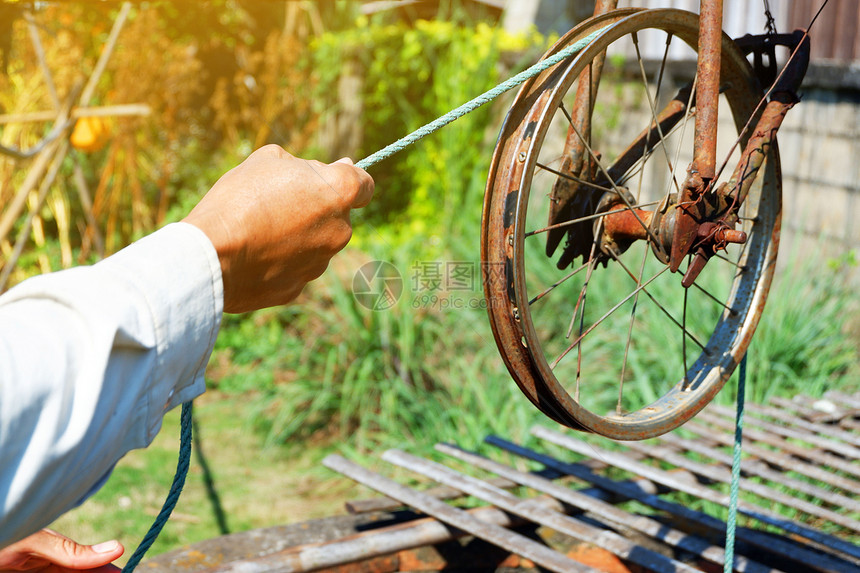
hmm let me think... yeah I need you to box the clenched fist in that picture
[184,145,374,313]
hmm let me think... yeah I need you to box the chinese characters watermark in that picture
[352,260,505,311]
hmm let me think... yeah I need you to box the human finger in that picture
[14,530,124,571]
[331,158,374,209]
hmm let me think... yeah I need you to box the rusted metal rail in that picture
[147,393,859,573]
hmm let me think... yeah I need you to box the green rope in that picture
[724,355,747,573]
[124,25,611,571]
[122,401,193,573]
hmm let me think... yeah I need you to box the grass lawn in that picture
[48,391,367,567]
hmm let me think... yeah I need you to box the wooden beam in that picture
[0,104,152,125]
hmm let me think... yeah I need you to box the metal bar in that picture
[532,426,860,561]
[347,456,645,514]
[382,449,698,573]
[72,162,105,258]
[486,435,853,573]
[684,419,860,494]
[623,441,860,533]
[346,476,524,514]
[658,433,860,513]
[201,497,568,573]
[321,455,597,573]
[698,411,860,479]
[435,443,778,573]
[709,404,860,459]
[693,0,723,179]
[25,11,59,109]
[346,461,643,514]
[0,139,70,290]
[746,403,860,447]
[0,81,81,245]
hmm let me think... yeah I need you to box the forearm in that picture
[0,223,223,547]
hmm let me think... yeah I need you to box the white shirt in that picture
[0,222,223,547]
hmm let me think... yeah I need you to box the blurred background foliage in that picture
[1,0,857,554]
[0,0,544,276]
[1,0,856,463]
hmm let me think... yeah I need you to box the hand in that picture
[183,145,374,313]
[0,529,123,573]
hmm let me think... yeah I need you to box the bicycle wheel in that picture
[482,8,780,439]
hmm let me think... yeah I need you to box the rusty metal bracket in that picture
[734,30,810,99]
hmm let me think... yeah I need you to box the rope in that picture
[724,354,747,573]
[122,401,193,573]
[356,26,607,170]
[124,24,610,570]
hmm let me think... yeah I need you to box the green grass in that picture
[49,234,858,562]
[49,394,369,566]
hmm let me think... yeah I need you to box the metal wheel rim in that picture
[483,8,781,439]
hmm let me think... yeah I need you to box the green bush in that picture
[311,18,545,243]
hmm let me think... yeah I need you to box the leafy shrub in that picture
[311,18,546,243]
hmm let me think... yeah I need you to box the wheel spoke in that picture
[616,243,650,415]
[525,200,660,238]
[536,161,615,194]
[682,274,690,387]
[616,115,692,187]
[566,223,604,400]
[552,265,670,370]
[606,249,707,350]
[691,281,737,316]
[560,103,664,247]
[632,31,681,194]
[529,260,590,305]
[653,72,700,208]
[713,251,745,269]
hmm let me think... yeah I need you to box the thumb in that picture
[26,530,124,570]
[334,157,355,166]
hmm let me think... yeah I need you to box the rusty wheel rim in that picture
[482,9,781,440]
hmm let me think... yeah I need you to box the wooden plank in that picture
[825,391,860,411]
[696,412,860,482]
[322,455,597,573]
[768,396,857,425]
[532,426,860,561]
[624,440,860,533]
[0,104,151,125]
[436,443,779,573]
[709,404,860,459]
[658,432,860,512]
[487,435,855,573]
[685,417,860,492]
[383,449,700,573]
[746,403,860,446]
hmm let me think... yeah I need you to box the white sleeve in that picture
[0,222,223,547]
